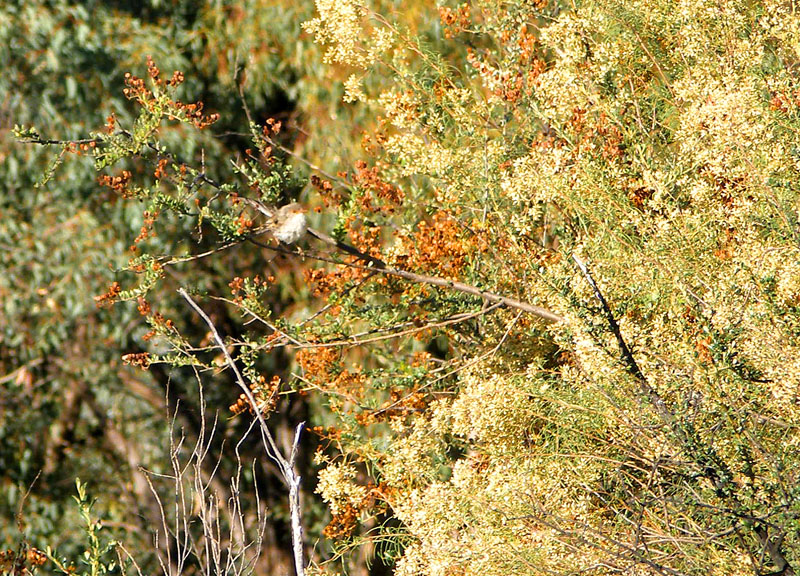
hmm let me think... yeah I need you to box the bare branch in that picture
[249,230,564,323]
[572,254,645,381]
[178,288,306,576]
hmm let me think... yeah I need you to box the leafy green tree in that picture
[1,0,343,572]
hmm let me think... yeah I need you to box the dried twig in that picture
[178,288,306,576]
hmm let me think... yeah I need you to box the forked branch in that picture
[178,288,306,576]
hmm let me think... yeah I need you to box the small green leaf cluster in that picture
[47,480,120,576]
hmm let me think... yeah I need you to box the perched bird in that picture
[240,199,308,244]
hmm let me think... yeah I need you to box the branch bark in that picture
[572,254,645,381]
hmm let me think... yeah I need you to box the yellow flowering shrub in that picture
[302,0,800,574]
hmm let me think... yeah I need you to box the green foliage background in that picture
[0,0,336,571]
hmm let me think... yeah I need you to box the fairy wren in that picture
[241,199,308,244]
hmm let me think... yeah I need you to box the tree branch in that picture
[249,228,564,323]
[178,288,306,576]
[572,254,645,381]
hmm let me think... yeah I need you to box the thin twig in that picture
[178,288,306,576]
[210,296,303,346]
[161,241,240,267]
[238,80,344,186]
[370,308,521,417]
[295,302,505,350]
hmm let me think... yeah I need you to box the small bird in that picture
[241,199,308,244]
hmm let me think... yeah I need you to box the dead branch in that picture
[178,288,306,576]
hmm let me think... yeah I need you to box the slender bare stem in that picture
[178,288,306,576]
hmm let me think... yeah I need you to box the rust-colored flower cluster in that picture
[394,211,468,276]
[0,547,47,576]
[311,425,344,443]
[123,57,218,129]
[517,25,546,84]
[322,502,359,539]
[628,185,654,211]
[264,117,282,135]
[304,268,351,297]
[137,296,151,316]
[310,174,333,194]
[122,352,151,370]
[98,170,132,197]
[311,174,341,210]
[153,158,169,180]
[122,71,149,102]
[229,276,246,297]
[531,129,565,153]
[104,112,117,135]
[331,367,367,398]
[151,312,174,331]
[296,347,366,400]
[496,70,525,103]
[147,57,185,88]
[371,387,430,423]
[94,281,121,308]
[303,243,377,297]
[681,307,714,366]
[133,210,159,245]
[466,40,544,103]
[769,89,800,115]
[348,223,383,260]
[174,100,220,129]
[297,347,340,382]
[72,140,98,155]
[229,374,281,417]
[26,549,46,568]
[439,4,470,39]
[360,124,388,157]
[568,108,624,161]
[322,481,388,540]
[518,25,537,63]
[228,275,274,305]
[235,212,254,235]
[712,227,736,261]
[137,296,175,341]
[353,160,404,214]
